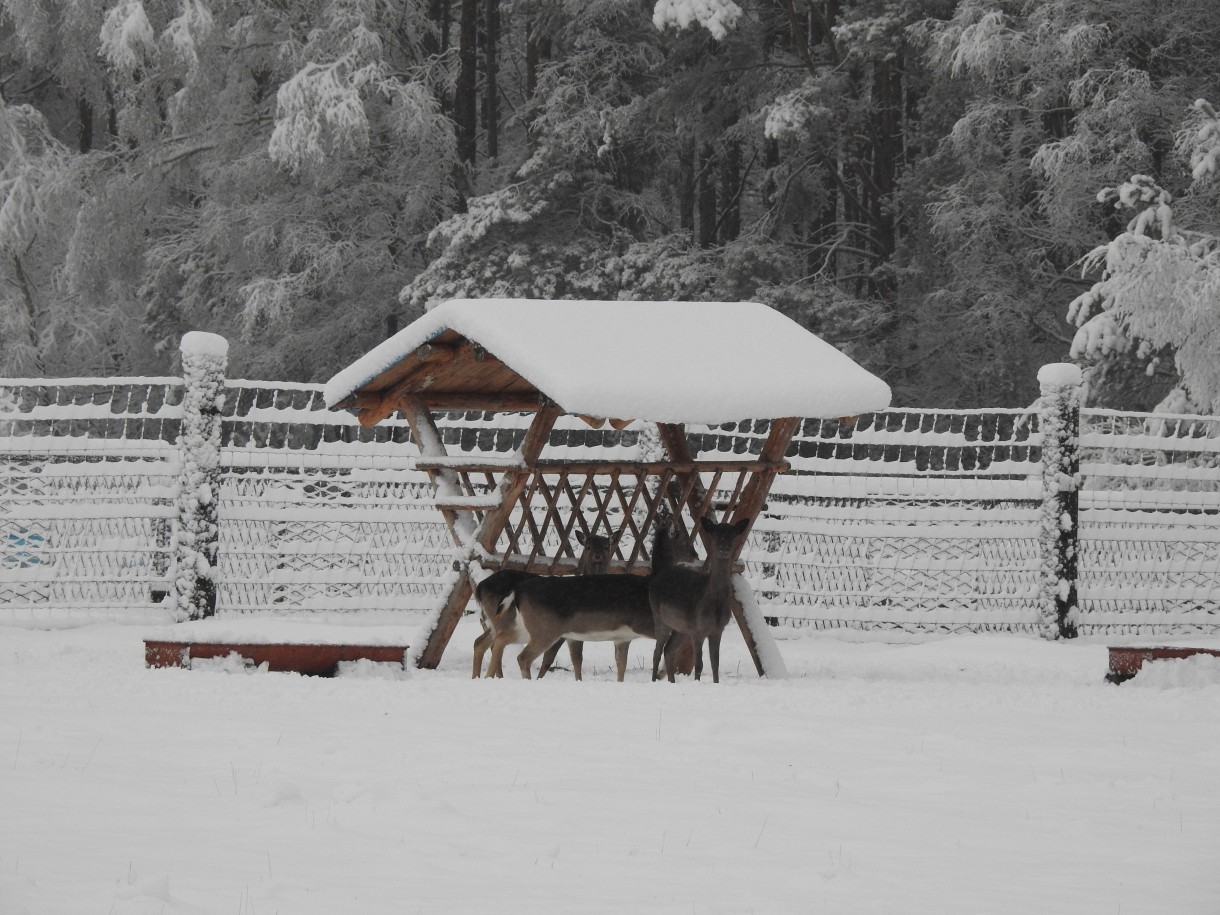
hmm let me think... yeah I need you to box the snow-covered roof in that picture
[324,298,891,424]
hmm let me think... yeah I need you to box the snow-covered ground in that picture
[3,618,1219,914]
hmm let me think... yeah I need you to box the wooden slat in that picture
[399,396,470,549]
[491,556,743,576]
[730,416,799,533]
[726,416,800,678]
[415,458,786,475]
[532,459,785,474]
[415,570,474,670]
[415,404,559,670]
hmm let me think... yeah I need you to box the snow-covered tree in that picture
[1069,100,1220,413]
[913,0,1220,406]
[1,0,457,380]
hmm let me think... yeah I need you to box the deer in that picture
[649,515,750,683]
[531,512,700,679]
[474,530,618,678]
[650,508,699,572]
[507,516,692,681]
[509,572,654,681]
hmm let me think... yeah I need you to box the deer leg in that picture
[486,636,505,678]
[537,639,564,679]
[613,640,630,682]
[652,625,672,682]
[662,633,683,684]
[517,636,560,680]
[568,640,584,681]
[472,627,492,679]
[708,631,722,684]
[487,628,518,679]
[692,635,705,681]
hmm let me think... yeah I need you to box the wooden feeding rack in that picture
[325,299,891,674]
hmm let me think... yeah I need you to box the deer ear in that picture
[700,515,713,532]
[732,518,750,536]
[576,530,588,546]
[610,530,622,545]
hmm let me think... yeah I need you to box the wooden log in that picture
[722,417,799,679]
[399,396,473,549]
[729,416,799,534]
[414,570,474,670]
[489,555,743,576]
[1106,646,1220,683]
[145,640,409,676]
[418,392,546,412]
[415,405,564,670]
[413,458,784,475]
[351,344,465,427]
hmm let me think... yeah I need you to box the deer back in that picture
[514,573,653,639]
[475,569,537,617]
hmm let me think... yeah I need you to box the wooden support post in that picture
[730,417,799,533]
[421,569,475,669]
[399,396,475,549]
[414,404,561,669]
[727,417,799,677]
[401,395,482,669]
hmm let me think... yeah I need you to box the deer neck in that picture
[704,554,733,596]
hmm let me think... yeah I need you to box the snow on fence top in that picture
[323,298,892,424]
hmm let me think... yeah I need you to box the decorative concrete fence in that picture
[2,336,1218,637]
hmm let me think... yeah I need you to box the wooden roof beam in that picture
[344,343,462,426]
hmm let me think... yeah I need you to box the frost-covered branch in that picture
[652,0,742,41]
[1068,128,1220,412]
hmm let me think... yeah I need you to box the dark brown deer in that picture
[649,515,750,683]
[472,569,535,678]
[536,530,621,678]
[650,508,698,572]
[510,516,695,681]
[532,516,700,679]
[510,573,654,680]
[475,530,618,678]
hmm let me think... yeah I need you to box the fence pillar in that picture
[1037,363,1082,640]
[174,332,228,620]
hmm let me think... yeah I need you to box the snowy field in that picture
[3,617,1220,915]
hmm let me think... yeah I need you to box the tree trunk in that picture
[484,0,500,160]
[78,98,93,153]
[11,255,44,374]
[697,143,717,248]
[456,0,478,164]
[678,136,695,236]
[717,138,742,243]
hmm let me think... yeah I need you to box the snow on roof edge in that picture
[323,299,892,423]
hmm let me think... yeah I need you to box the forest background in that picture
[4,0,1220,411]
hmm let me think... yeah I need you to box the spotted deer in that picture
[474,530,618,678]
[649,515,750,683]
